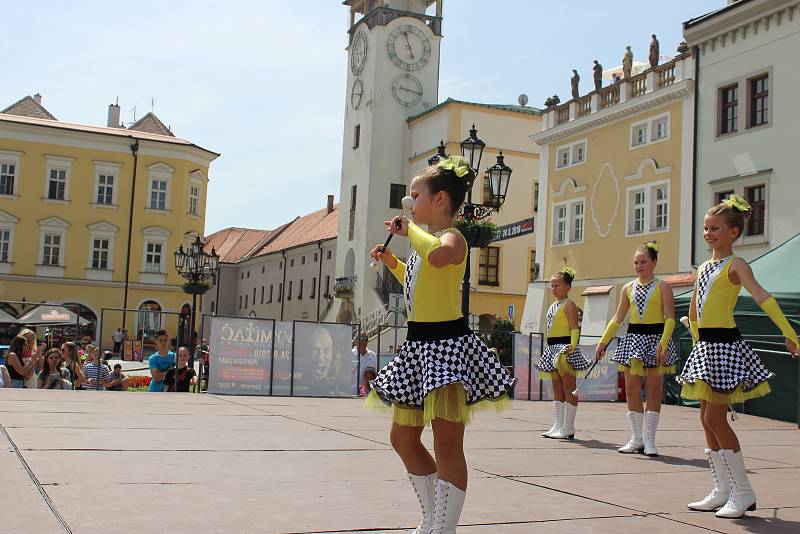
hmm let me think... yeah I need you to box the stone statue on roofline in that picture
[649,34,660,68]
[570,69,580,99]
[622,46,633,79]
[593,60,603,91]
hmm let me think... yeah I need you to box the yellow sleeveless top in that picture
[627,278,666,324]
[695,256,739,329]
[388,226,466,322]
[546,299,571,337]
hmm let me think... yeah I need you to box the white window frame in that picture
[551,198,585,246]
[86,221,118,280]
[146,163,174,213]
[188,179,202,217]
[36,216,69,277]
[42,155,73,203]
[630,112,671,149]
[140,226,170,283]
[0,209,19,273]
[0,150,23,198]
[625,180,670,236]
[92,161,121,208]
[144,242,164,273]
[709,173,770,247]
[554,138,588,170]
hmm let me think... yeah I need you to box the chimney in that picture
[33,93,42,104]
[107,100,121,128]
[326,194,334,214]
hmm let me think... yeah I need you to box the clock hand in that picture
[403,32,415,59]
[399,85,422,95]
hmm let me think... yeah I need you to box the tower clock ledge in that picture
[345,0,443,37]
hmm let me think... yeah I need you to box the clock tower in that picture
[335,1,443,324]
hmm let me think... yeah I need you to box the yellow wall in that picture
[543,100,684,281]
[0,127,215,346]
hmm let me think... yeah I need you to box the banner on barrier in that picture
[513,337,618,401]
[208,317,275,395]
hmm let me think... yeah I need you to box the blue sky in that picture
[2,0,723,234]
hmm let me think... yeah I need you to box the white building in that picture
[201,196,339,330]
[685,0,800,262]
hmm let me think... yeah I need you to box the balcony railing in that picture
[541,52,692,130]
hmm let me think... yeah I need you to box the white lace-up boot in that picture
[687,449,730,511]
[643,410,660,456]
[429,478,466,534]
[716,449,757,518]
[617,411,644,453]
[407,473,437,534]
[542,401,564,438]
[552,402,577,439]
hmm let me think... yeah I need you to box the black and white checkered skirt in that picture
[677,329,773,392]
[536,338,592,375]
[612,333,678,368]
[370,319,514,407]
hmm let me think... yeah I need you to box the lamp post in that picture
[174,235,219,368]
[442,125,513,317]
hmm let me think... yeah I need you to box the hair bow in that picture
[437,155,471,178]
[645,241,660,253]
[722,194,751,212]
[561,266,576,277]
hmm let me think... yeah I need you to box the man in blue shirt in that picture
[148,329,175,392]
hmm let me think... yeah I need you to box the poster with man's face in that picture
[292,323,353,397]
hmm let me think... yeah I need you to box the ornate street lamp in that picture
[174,234,219,372]
[427,140,448,166]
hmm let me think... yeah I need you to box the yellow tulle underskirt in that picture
[539,352,587,380]
[680,379,772,405]
[363,383,512,427]
[619,359,677,377]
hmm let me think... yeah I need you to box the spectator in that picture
[359,367,377,397]
[38,348,71,390]
[0,364,9,388]
[60,342,84,390]
[388,344,395,354]
[351,334,377,396]
[164,347,197,392]
[18,328,43,389]
[148,329,175,392]
[82,345,111,390]
[112,328,124,357]
[106,364,129,391]
[5,335,41,388]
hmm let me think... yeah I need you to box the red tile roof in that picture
[2,95,57,120]
[205,204,339,264]
[664,273,696,287]
[581,285,615,296]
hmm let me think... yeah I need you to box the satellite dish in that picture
[518,94,529,106]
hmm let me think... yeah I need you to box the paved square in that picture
[1,390,798,533]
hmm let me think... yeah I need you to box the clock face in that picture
[387,25,431,71]
[392,74,423,107]
[351,79,364,110]
[350,31,368,76]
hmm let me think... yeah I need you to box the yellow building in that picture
[521,52,696,337]
[0,94,218,348]
[406,99,542,330]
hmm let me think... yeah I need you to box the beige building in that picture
[201,196,339,330]
[405,98,542,330]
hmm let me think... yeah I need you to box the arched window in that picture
[137,301,162,340]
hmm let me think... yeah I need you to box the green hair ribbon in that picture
[722,194,751,213]
[437,155,471,178]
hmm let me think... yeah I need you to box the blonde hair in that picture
[707,195,752,238]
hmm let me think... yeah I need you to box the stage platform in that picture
[1,390,798,533]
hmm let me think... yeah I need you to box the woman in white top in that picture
[0,364,10,388]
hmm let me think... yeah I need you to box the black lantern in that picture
[460,124,486,173]
[486,151,512,209]
[428,140,448,166]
